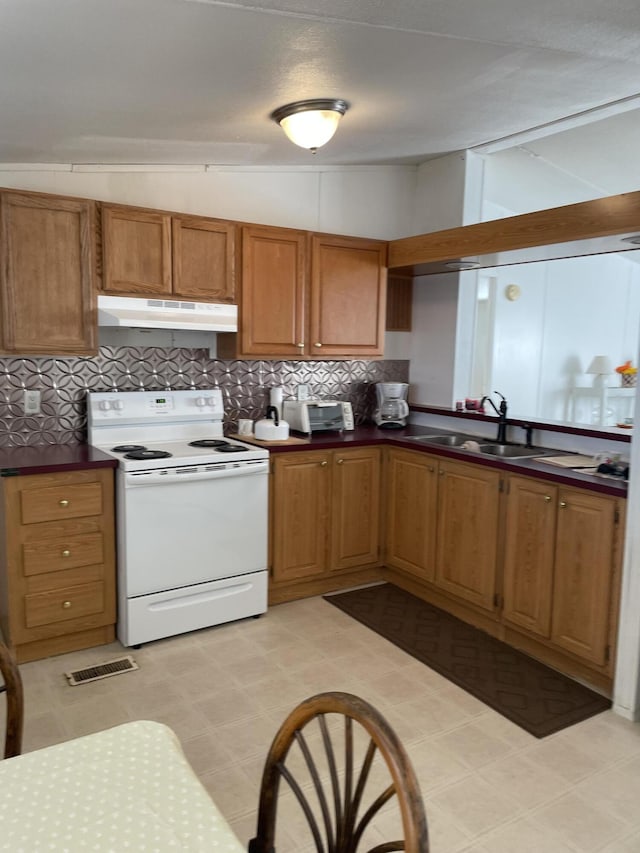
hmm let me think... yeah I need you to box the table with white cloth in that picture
[0,720,245,852]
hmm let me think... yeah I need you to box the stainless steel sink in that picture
[478,443,548,458]
[406,434,478,446]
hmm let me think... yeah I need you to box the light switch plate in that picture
[23,389,41,415]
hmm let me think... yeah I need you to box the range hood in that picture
[97,295,237,332]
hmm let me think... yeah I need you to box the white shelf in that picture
[568,385,636,426]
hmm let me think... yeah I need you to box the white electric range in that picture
[87,389,269,647]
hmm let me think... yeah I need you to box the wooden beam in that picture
[388,190,640,275]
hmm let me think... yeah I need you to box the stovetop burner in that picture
[215,444,249,453]
[188,439,229,448]
[112,444,147,453]
[124,449,173,460]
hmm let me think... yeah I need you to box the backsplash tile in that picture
[0,348,409,447]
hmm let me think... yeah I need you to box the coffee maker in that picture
[373,382,409,428]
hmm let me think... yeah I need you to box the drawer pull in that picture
[59,499,69,508]
[336,458,344,465]
[297,342,304,348]
[62,600,72,609]
[560,501,567,508]
[62,549,71,557]
[314,342,322,348]
[320,460,328,467]
[544,495,552,503]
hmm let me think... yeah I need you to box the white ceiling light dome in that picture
[271,99,349,152]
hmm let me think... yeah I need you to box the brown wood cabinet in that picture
[434,459,501,612]
[502,475,622,669]
[0,468,116,663]
[385,450,501,612]
[270,448,382,597]
[385,448,438,581]
[502,475,557,637]
[101,204,236,302]
[0,190,97,355]
[219,227,387,359]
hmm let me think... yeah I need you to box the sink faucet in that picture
[480,391,508,444]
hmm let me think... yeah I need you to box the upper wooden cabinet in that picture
[101,204,236,303]
[309,234,387,358]
[219,227,387,359]
[236,225,307,357]
[0,190,97,355]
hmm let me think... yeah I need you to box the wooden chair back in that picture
[249,691,429,852]
[0,640,23,758]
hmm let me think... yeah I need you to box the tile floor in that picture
[8,595,640,852]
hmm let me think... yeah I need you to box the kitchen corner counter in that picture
[0,444,117,477]
[233,425,627,497]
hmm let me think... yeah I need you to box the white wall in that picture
[0,164,416,240]
[408,274,458,405]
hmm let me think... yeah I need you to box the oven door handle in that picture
[124,461,269,486]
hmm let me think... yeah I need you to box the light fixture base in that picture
[271,99,350,151]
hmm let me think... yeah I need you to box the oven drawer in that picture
[20,482,104,525]
[24,581,105,628]
[22,533,104,577]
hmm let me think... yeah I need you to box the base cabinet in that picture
[0,469,116,662]
[435,459,501,612]
[385,449,501,613]
[385,449,438,582]
[501,475,622,669]
[270,448,382,596]
[385,450,624,686]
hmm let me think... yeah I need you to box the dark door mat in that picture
[324,583,611,738]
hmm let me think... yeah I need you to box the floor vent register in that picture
[65,655,139,686]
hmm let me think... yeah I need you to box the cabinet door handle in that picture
[314,342,322,348]
[559,501,567,508]
[62,600,72,609]
[59,499,69,507]
[62,549,71,557]
[336,458,344,465]
[544,495,552,502]
[320,460,328,467]
[427,465,435,473]
[296,342,304,348]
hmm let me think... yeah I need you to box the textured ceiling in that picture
[1,0,640,166]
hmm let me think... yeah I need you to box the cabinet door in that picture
[0,191,96,355]
[551,488,615,666]
[310,235,387,357]
[502,476,557,637]
[102,205,172,295]
[239,226,306,357]
[330,448,381,571]
[172,216,236,302]
[271,452,330,582]
[435,459,500,611]
[385,449,437,581]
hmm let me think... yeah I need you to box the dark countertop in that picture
[0,444,117,477]
[237,424,628,498]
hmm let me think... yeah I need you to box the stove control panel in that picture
[147,396,175,412]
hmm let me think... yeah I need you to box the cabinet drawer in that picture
[22,533,104,577]
[24,581,105,628]
[20,482,103,524]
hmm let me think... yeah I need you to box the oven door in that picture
[118,461,269,598]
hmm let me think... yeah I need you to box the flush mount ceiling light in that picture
[271,99,349,152]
